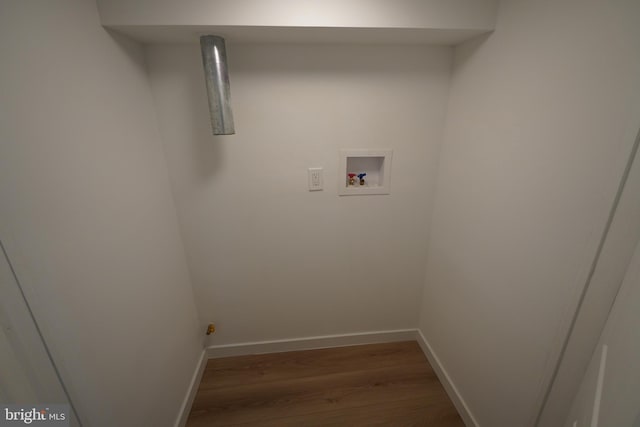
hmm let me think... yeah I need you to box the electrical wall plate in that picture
[338,149,393,196]
[308,168,323,191]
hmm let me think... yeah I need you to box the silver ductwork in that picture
[200,35,235,135]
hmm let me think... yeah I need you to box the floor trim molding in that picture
[416,329,479,427]
[205,329,417,359]
[174,349,207,427]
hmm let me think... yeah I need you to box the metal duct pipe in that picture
[200,35,235,135]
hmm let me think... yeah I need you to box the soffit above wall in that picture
[106,26,491,45]
[97,0,497,45]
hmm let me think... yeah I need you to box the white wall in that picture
[0,249,68,407]
[539,125,640,424]
[146,44,452,345]
[565,235,640,427]
[419,0,640,426]
[0,1,202,426]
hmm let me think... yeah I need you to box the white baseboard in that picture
[206,329,417,359]
[416,329,479,427]
[174,349,207,427]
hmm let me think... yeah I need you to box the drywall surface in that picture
[98,0,498,30]
[0,248,68,405]
[419,0,640,426]
[146,44,451,345]
[565,237,640,427]
[0,1,201,426]
[538,125,640,426]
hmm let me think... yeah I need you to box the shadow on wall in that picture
[104,29,145,71]
[453,33,491,71]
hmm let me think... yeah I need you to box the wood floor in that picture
[185,341,465,426]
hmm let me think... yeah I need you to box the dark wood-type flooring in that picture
[186,341,465,426]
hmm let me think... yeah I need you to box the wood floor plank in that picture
[232,399,466,427]
[200,341,430,389]
[190,364,440,424]
[186,341,464,427]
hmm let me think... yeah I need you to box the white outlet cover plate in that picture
[308,167,323,191]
